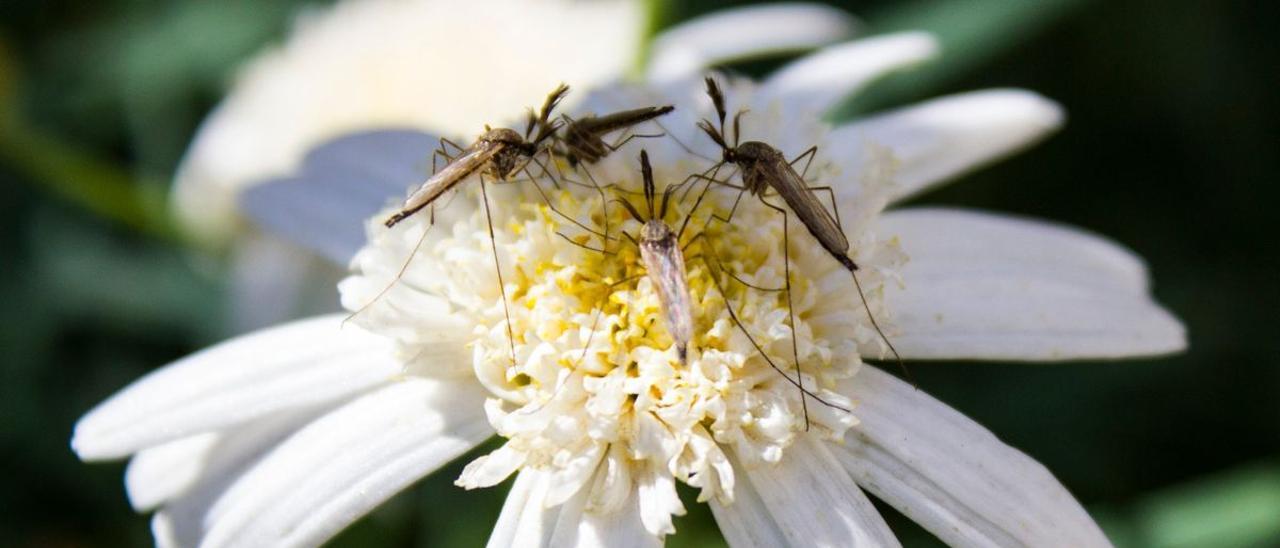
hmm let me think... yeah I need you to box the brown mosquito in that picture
[687,77,906,383]
[553,105,675,167]
[555,150,849,428]
[358,84,594,366]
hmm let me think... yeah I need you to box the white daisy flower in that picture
[75,27,1185,548]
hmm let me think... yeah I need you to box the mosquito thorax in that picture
[478,127,523,145]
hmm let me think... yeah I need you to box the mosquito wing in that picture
[386,140,505,226]
[639,223,694,362]
[758,157,849,256]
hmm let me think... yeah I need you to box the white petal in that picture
[759,32,938,115]
[647,3,857,81]
[126,433,220,512]
[709,468,788,548]
[880,208,1186,360]
[72,314,401,460]
[489,468,661,548]
[186,378,491,548]
[488,471,554,548]
[835,366,1113,547]
[131,402,327,520]
[240,130,440,265]
[831,89,1064,202]
[726,437,900,547]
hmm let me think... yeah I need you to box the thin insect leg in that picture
[555,231,611,255]
[651,116,715,162]
[806,185,844,232]
[522,162,613,241]
[519,272,645,417]
[507,154,561,190]
[439,137,468,157]
[561,157,612,253]
[605,131,664,152]
[675,162,728,203]
[344,218,436,326]
[694,185,747,242]
[758,197,810,430]
[788,145,819,181]
[479,177,518,367]
[430,139,461,175]
[677,169,745,239]
[851,268,912,387]
[699,247,850,414]
[683,232,784,293]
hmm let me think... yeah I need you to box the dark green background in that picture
[1,0,1276,546]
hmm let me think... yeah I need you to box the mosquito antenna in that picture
[639,150,655,219]
[697,120,728,151]
[704,77,727,136]
[659,185,673,221]
[615,197,645,224]
[523,108,537,140]
[732,109,748,148]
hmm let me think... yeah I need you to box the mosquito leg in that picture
[651,116,716,162]
[806,185,844,233]
[479,177,518,367]
[677,169,745,239]
[698,245,850,415]
[439,137,468,157]
[344,214,437,326]
[555,231,611,255]
[757,197,810,430]
[788,145,819,180]
[605,131,665,152]
[522,163,613,242]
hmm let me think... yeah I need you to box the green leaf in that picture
[831,0,1090,120]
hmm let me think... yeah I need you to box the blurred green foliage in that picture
[1,0,1277,546]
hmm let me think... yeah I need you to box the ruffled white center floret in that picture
[340,79,904,537]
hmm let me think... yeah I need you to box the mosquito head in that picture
[698,119,734,161]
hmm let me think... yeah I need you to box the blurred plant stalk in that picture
[0,41,184,242]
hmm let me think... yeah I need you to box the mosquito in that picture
[359,84,584,366]
[688,77,906,382]
[553,104,675,167]
[553,150,849,428]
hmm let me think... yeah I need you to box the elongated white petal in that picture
[708,466,789,547]
[175,378,492,548]
[488,468,660,548]
[240,130,440,265]
[647,3,857,81]
[831,89,1064,203]
[727,437,900,547]
[126,433,221,512]
[130,403,328,514]
[879,208,1186,360]
[836,367,1113,547]
[72,315,401,460]
[760,32,938,115]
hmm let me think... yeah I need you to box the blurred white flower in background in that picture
[172,0,856,244]
[73,3,1186,544]
[168,0,856,332]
